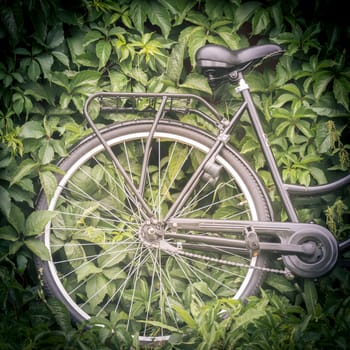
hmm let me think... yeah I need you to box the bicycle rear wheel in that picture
[36,119,272,344]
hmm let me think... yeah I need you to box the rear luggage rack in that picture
[84,92,227,129]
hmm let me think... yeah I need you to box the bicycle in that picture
[35,43,350,345]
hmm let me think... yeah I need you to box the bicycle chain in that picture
[177,249,289,275]
[157,241,291,276]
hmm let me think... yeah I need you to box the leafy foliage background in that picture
[0,0,349,349]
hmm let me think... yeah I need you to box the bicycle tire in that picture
[36,119,272,344]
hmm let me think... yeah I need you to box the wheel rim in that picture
[43,128,265,342]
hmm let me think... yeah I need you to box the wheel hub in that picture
[139,222,165,245]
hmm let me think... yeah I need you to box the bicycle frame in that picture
[83,72,350,273]
[233,72,350,256]
[237,72,350,219]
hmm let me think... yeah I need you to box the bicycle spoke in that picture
[39,121,271,344]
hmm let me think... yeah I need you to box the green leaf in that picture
[10,159,38,187]
[51,71,70,89]
[20,120,45,139]
[23,96,33,116]
[298,171,311,186]
[333,76,350,110]
[9,241,24,255]
[296,120,313,138]
[264,273,296,293]
[241,138,258,154]
[25,238,51,260]
[86,275,109,308]
[38,141,55,164]
[320,135,331,153]
[252,7,270,35]
[193,281,213,297]
[102,266,126,280]
[138,319,181,333]
[9,184,34,208]
[130,0,147,33]
[24,81,55,104]
[96,40,112,69]
[275,120,290,136]
[230,297,268,332]
[67,32,86,64]
[47,298,73,333]
[25,210,57,237]
[0,155,12,169]
[59,91,72,108]
[299,153,321,164]
[271,93,296,108]
[64,240,86,267]
[16,253,28,273]
[7,203,25,234]
[0,6,19,44]
[188,27,207,67]
[216,27,241,50]
[0,185,11,218]
[71,70,101,89]
[76,262,102,283]
[234,1,261,27]
[51,139,67,157]
[313,71,333,99]
[147,2,171,38]
[280,83,302,97]
[180,73,212,94]
[303,279,318,316]
[309,166,327,184]
[173,304,197,329]
[166,42,185,84]
[52,51,70,67]
[83,30,104,47]
[47,25,64,49]
[12,93,24,115]
[36,54,54,79]
[28,59,41,81]
[128,67,148,85]
[109,71,129,91]
[72,95,85,112]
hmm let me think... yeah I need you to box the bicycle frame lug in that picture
[220,118,230,128]
[245,226,260,257]
[218,133,230,143]
[235,78,249,93]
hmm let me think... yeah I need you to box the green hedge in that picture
[0,0,349,349]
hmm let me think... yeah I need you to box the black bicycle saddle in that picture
[196,44,283,71]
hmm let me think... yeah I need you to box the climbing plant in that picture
[0,0,349,348]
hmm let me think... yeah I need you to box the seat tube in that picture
[236,73,299,222]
